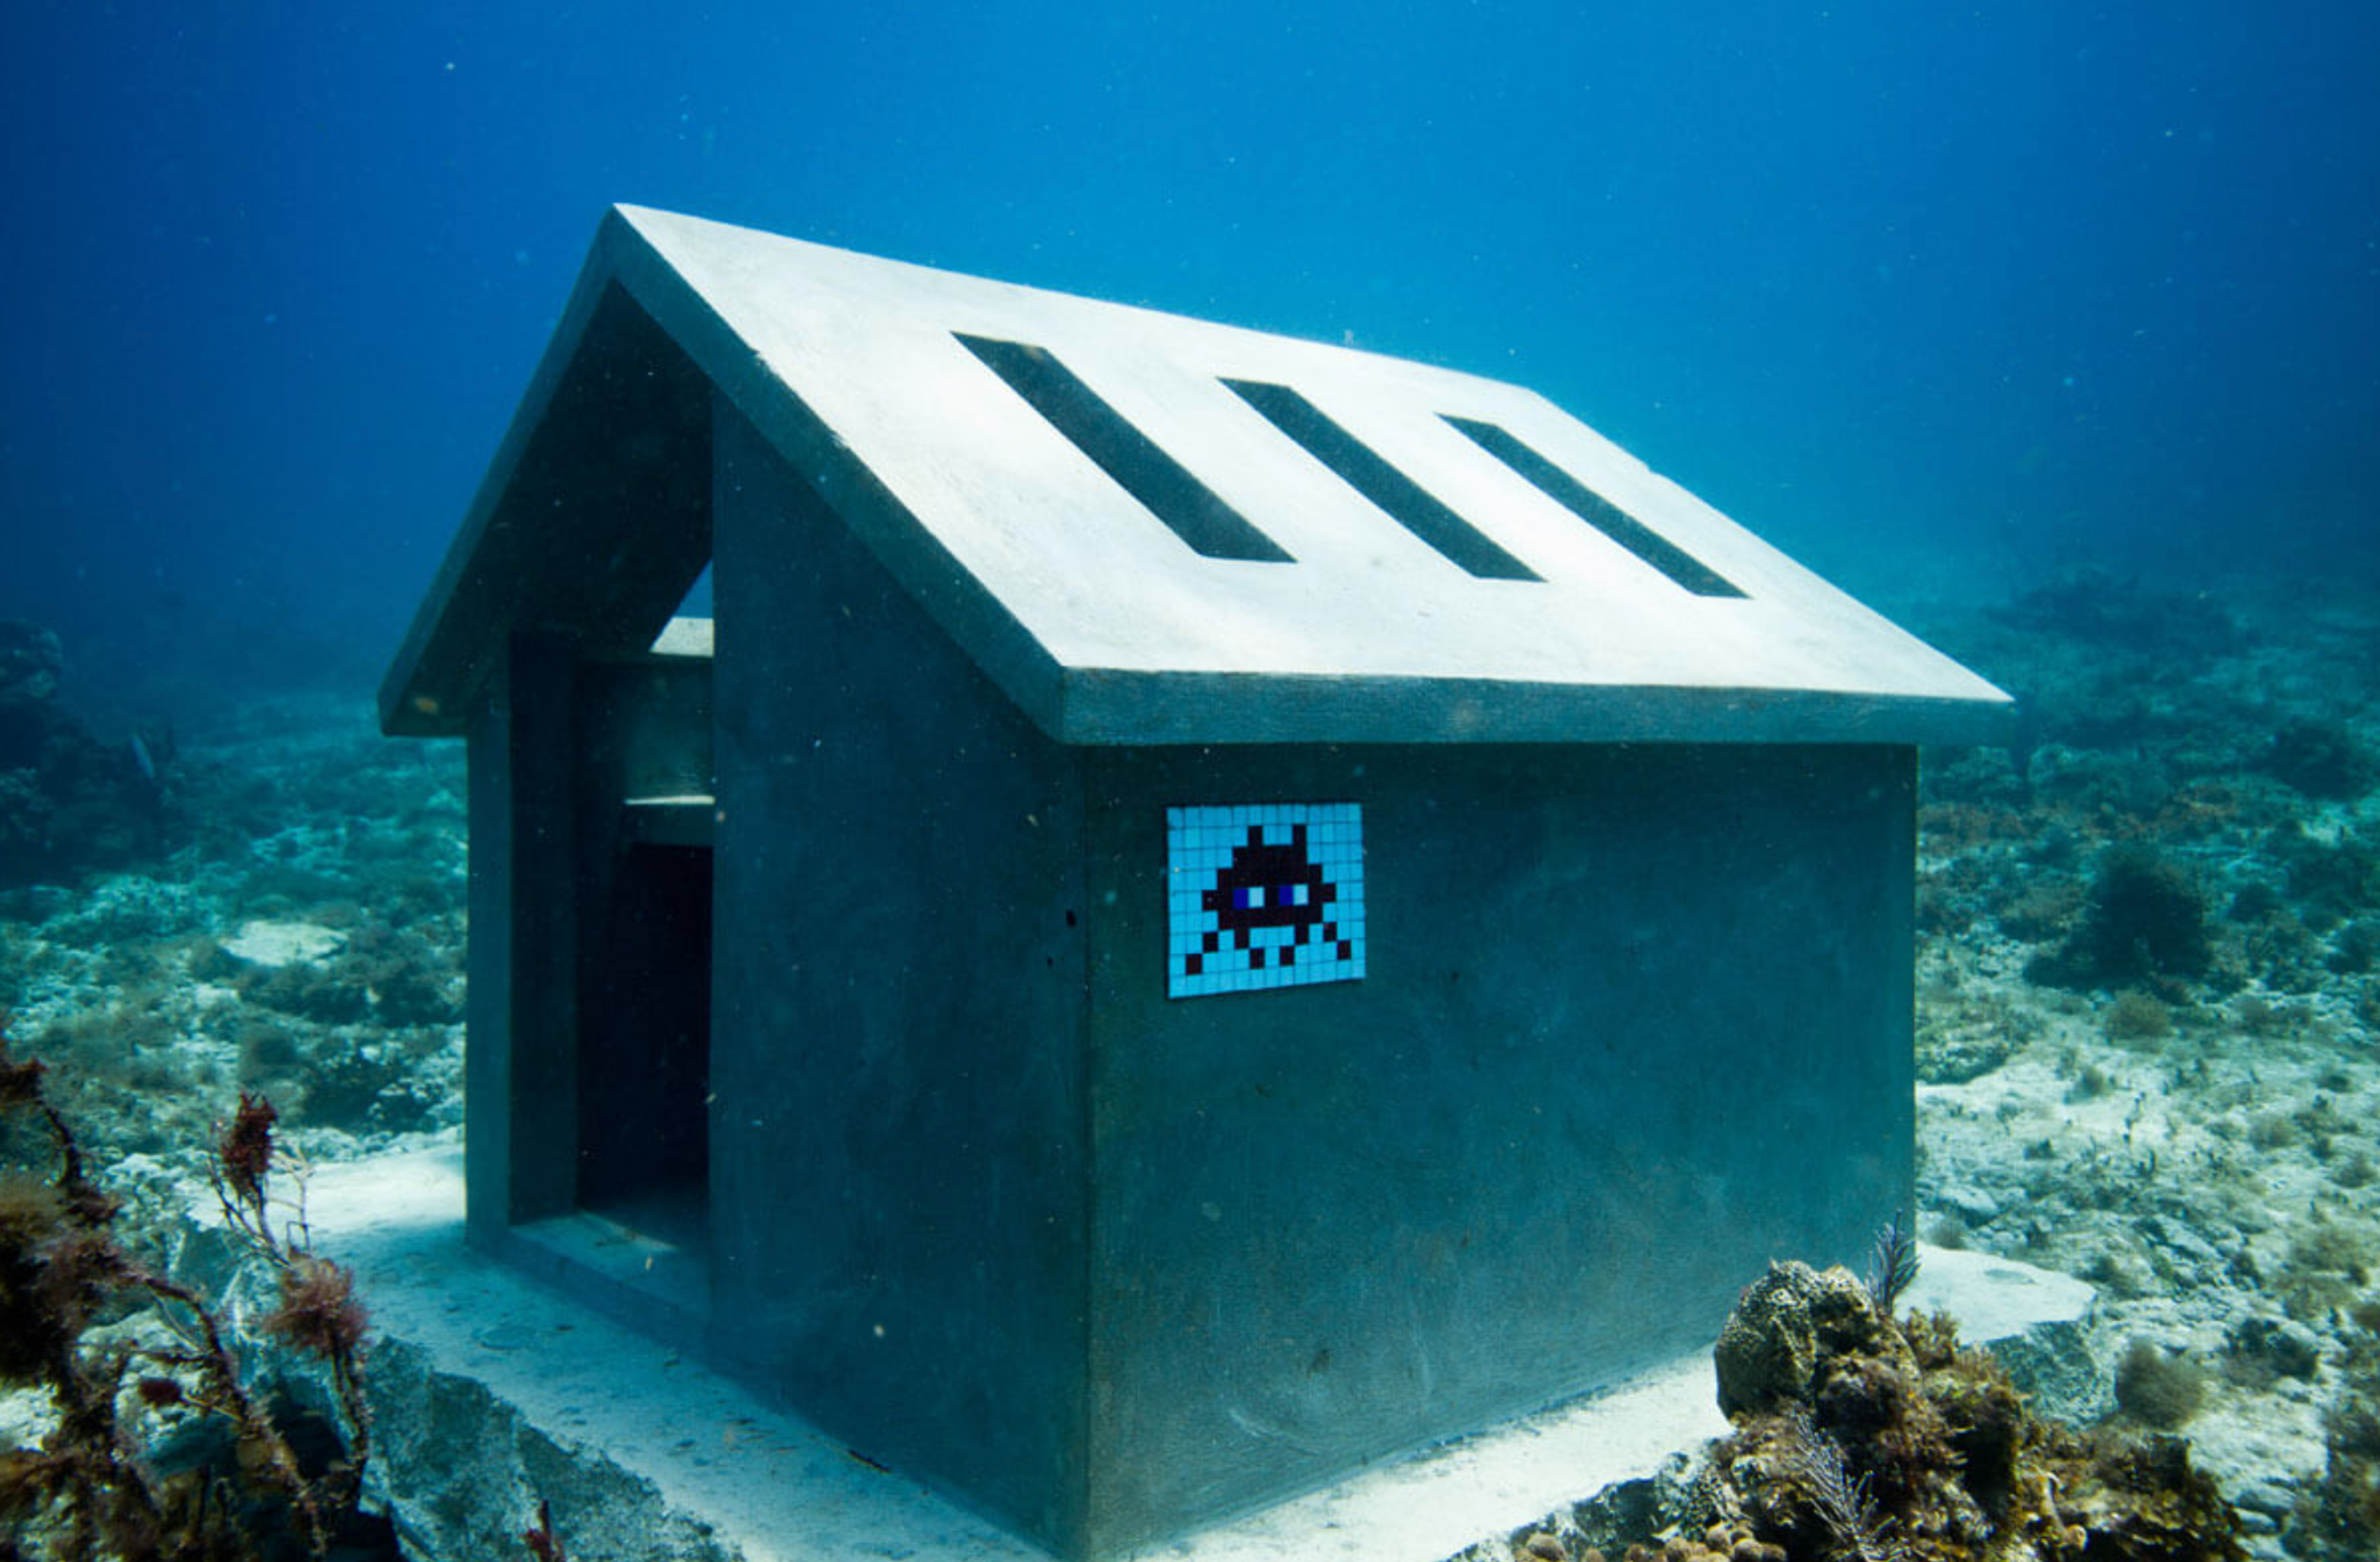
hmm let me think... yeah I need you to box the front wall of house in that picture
[708,401,1096,1550]
[1080,739,1916,1550]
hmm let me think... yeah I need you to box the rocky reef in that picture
[2290,1296,2380,1561]
[0,620,170,888]
[0,1024,385,1560]
[1894,568,2378,1558]
[1497,1260,2245,1562]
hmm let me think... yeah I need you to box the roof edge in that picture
[380,208,718,737]
[378,216,636,737]
[1052,668,2019,748]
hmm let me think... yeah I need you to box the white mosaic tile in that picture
[1166,802,1365,999]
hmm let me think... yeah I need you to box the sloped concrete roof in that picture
[381,204,2011,745]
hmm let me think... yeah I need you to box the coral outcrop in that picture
[2025,845,2213,995]
[1502,1260,2246,1562]
[1692,1261,2241,1561]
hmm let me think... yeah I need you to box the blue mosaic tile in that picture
[1166,802,1365,999]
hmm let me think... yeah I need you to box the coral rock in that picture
[1712,1261,1911,1420]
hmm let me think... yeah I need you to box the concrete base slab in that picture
[296,1146,2094,1562]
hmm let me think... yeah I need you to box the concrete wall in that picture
[708,400,1096,1551]
[1078,740,1915,1550]
[465,633,582,1237]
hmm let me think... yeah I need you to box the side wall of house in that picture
[1079,740,1917,1551]
[707,399,1096,1552]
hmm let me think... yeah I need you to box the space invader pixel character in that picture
[1167,803,1365,998]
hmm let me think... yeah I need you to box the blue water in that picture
[4,0,2375,699]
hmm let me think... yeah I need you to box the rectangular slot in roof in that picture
[1224,379,1543,582]
[1444,416,1746,599]
[959,334,1294,563]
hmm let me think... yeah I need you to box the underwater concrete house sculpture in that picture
[379,204,2013,1560]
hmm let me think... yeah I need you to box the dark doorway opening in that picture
[576,841,712,1251]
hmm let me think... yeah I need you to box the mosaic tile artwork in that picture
[1166,802,1365,999]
